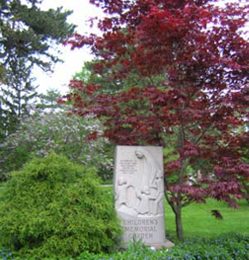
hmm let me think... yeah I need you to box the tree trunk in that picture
[242,181,249,205]
[165,194,185,241]
[164,176,185,241]
[175,206,184,241]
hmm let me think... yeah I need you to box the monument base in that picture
[120,239,174,249]
[145,239,174,249]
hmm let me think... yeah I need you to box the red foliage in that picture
[66,0,249,208]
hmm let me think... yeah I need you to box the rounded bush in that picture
[0,153,121,258]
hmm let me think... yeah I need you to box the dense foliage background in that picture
[0,109,113,181]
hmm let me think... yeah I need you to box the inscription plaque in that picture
[119,160,137,175]
[114,145,173,248]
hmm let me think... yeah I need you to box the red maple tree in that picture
[65,0,249,240]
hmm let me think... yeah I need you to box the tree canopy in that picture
[65,0,249,240]
[0,0,74,78]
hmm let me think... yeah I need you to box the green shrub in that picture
[162,234,249,260]
[0,153,121,258]
[76,233,249,260]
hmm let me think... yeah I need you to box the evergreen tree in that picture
[0,0,75,140]
[0,58,37,137]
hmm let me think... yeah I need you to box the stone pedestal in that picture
[114,145,173,248]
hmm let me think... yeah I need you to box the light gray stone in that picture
[114,145,174,248]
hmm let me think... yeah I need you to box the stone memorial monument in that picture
[114,145,173,248]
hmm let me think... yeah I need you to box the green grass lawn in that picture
[165,199,249,240]
[101,185,249,240]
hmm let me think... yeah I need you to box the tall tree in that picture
[0,0,75,140]
[0,58,37,138]
[66,0,249,240]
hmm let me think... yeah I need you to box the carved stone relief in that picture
[114,146,173,248]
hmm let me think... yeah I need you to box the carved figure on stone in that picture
[116,176,141,216]
[126,185,139,211]
[115,147,164,217]
[135,148,162,191]
[116,176,128,208]
[134,148,163,215]
[137,185,150,215]
[148,174,164,214]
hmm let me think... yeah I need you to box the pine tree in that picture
[0,0,75,140]
[0,58,37,137]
